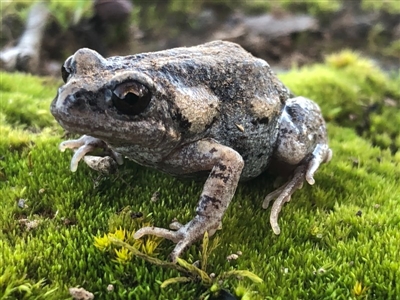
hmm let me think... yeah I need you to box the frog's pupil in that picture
[111,83,151,116]
[125,92,139,105]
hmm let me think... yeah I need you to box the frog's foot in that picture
[59,135,123,172]
[263,145,332,235]
[262,165,306,235]
[134,215,220,262]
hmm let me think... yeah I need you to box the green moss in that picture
[0,72,60,128]
[1,52,399,299]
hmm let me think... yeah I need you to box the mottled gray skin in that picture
[51,41,332,261]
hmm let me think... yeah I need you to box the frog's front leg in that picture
[263,96,332,235]
[134,139,244,262]
[59,135,123,172]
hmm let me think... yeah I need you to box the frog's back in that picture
[149,41,289,179]
[108,41,288,104]
[110,41,291,179]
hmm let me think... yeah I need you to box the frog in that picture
[50,40,332,262]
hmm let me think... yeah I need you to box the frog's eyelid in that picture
[110,71,155,91]
[113,81,149,98]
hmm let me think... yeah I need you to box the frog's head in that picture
[50,48,180,149]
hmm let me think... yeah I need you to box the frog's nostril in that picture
[104,89,113,106]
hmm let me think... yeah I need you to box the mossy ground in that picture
[1,51,399,299]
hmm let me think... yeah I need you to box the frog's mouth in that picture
[51,108,171,147]
[50,95,115,139]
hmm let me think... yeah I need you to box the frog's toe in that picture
[169,240,193,263]
[133,226,190,262]
[306,144,332,185]
[59,135,103,152]
[263,165,306,235]
[134,215,219,262]
[133,226,183,243]
[69,144,97,171]
[59,135,123,171]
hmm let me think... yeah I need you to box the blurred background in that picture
[0,0,399,75]
[0,3,399,299]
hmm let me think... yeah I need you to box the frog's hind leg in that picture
[263,96,332,235]
[263,143,331,234]
[134,139,244,262]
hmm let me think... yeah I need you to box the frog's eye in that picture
[61,56,73,83]
[112,81,151,115]
[61,65,70,83]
